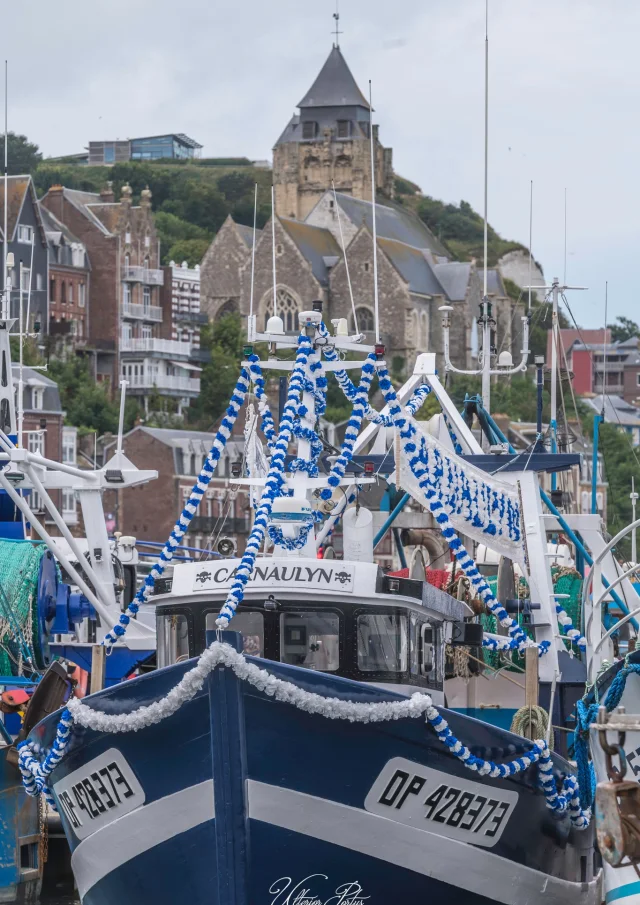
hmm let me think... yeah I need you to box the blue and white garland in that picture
[18,642,589,827]
[102,367,250,648]
[555,601,587,652]
[375,360,549,656]
[216,335,313,628]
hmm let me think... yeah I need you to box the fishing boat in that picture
[20,304,602,904]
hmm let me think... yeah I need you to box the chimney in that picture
[45,184,64,220]
[100,181,115,203]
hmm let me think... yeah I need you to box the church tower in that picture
[273,44,394,220]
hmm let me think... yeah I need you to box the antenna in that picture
[3,61,7,321]
[332,1,342,48]
[332,180,358,334]
[248,183,257,337]
[527,180,533,312]
[563,187,568,285]
[271,185,277,319]
[602,280,608,418]
[479,0,491,420]
[368,80,380,344]
[115,379,128,456]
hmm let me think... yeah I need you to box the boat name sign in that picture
[191,562,356,594]
[365,757,518,848]
[53,748,145,841]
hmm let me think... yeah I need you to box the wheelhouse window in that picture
[357,613,407,672]
[206,611,264,658]
[280,612,339,671]
[157,613,189,668]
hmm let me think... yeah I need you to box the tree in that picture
[165,238,210,267]
[218,172,255,204]
[188,313,245,425]
[5,133,42,175]
[608,316,639,343]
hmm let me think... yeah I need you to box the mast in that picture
[481,0,491,417]
[369,81,380,344]
[2,61,7,321]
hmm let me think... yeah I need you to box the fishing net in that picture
[0,539,47,676]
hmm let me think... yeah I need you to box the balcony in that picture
[120,337,193,357]
[175,310,208,325]
[123,266,164,286]
[126,372,201,395]
[122,302,163,322]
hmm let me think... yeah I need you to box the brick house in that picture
[39,204,91,348]
[42,183,198,414]
[12,364,78,526]
[102,425,251,552]
[0,176,49,333]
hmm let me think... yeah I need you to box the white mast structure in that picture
[439,1,530,449]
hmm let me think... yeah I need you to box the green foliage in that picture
[165,239,210,267]
[446,373,548,423]
[394,175,421,197]
[10,337,42,367]
[218,172,255,204]
[48,357,140,434]
[5,133,42,175]
[608,316,639,343]
[187,314,245,426]
[589,417,640,549]
[416,196,526,265]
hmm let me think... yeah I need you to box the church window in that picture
[264,287,301,334]
[363,262,370,273]
[302,121,317,140]
[337,120,351,138]
[352,306,375,334]
[276,244,284,256]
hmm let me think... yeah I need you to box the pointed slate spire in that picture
[298,46,370,110]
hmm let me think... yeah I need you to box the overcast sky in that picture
[7,0,638,328]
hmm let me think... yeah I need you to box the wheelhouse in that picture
[153,565,480,694]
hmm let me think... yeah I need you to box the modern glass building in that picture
[88,134,202,165]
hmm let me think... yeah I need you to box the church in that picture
[200,42,521,375]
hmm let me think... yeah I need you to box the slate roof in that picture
[585,395,640,426]
[39,204,90,270]
[0,176,46,245]
[236,223,262,248]
[486,268,506,296]
[433,262,472,301]
[11,364,61,413]
[280,218,341,285]
[121,426,245,475]
[331,192,449,258]
[298,46,370,110]
[378,239,446,296]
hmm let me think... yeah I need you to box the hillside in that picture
[33,155,531,270]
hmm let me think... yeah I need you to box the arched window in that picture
[263,287,301,333]
[351,306,375,334]
[216,300,237,320]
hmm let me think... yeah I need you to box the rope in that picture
[510,705,554,749]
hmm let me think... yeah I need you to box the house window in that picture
[27,430,44,454]
[68,282,73,304]
[62,429,77,464]
[79,283,86,307]
[62,488,77,521]
[123,282,131,306]
[31,387,44,410]
[337,120,350,138]
[636,372,640,387]
[141,324,152,340]
[302,121,317,140]
[17,225,33,244]
[60,282,66,304]
[49,279,55,302]
[77,319,83,338]
[20,268,30,292]
[36,274,43,292]
[121,322,132,341]
[143,286,151,310]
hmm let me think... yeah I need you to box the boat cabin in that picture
[150,558,481,698]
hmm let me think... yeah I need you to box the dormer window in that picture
[302,121,317,140]
[337,120,350,139]
[17,225,33,244]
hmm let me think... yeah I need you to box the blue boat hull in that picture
[31,654,600,905]
[0,749,41,903]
